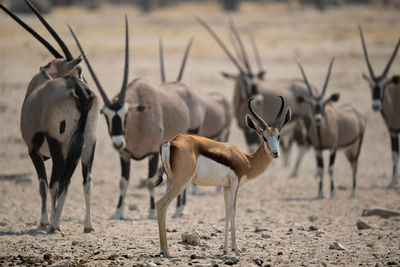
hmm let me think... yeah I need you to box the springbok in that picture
[197,18,310,174]
[158,38,206,216]
[70,17,196,220]
[150,97,291,257]
[359,26,400,188]
[296,58,367,198]
[0,0,98,232]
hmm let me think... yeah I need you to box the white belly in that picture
[192,156,231,187]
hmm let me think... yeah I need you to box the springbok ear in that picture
[245,114,262,133]
[257,70,266,80]
[280,107,292,129]
[221,71,238,80]
[329,93,340,102]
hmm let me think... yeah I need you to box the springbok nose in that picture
[272,152,279,158]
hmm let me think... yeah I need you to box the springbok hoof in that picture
[47,225,60,234]
[160,249,170,258]
[233,248,243,256]
[38,223,49,230]
[84,227,94,233]
[148,209,157,220]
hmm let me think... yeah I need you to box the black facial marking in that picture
[111,115,123,135]
[373,86,381,100]
[315,104,322,114]
[59,120,66,134]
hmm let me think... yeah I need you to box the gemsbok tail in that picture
[52,77,94,199]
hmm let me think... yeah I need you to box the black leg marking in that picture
[148,153,159,211]
[117,196,123,209]
[176,194,181,208]
[329,151,336,194]
[316,152,323,196]
[46,136,66,201]
[82,143,96,185]
[59,120,66,134]
[391,134,399,153]
[182,188,187,206]
[116,155,130,209]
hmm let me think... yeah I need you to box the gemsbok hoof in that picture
[84,227,94,233]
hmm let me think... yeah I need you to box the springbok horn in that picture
[118,15,130,104]
[177,38,194,82]
[159,38,166,83]
[382,37,400,77]
[272,96,285,128]
[24,0,73,61]
[196,16,245,74]
[0,3,63,59]
[296,60,315,99]
[248,98,268,130]
[320,57,335,99]
[358,26,375,79]
[249,34,263,73]
[229,19,252,75]
[69,25,111,106]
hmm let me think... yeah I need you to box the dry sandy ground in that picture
[0,2,400,266]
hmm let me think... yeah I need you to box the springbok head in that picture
[0,0,82,79]
[296,58,339,126]
[70,16,135,151]
[246,96,291,158]
[359,26,400,111]
[197,17,265,104]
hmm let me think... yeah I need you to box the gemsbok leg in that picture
[316,150,324,199]
[389,131,399,188]
[29,134,49,229]
[81,143,96,232]
[148,153,159,219]
[328,150,336,198]
[111,154,131,220]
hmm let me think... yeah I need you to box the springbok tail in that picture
[56,77,94,199]
[147,143,171,189]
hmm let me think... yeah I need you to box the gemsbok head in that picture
[150,96,291,257]
[359,26,400,188]
[297,58,367,198]
[0,0,98,233]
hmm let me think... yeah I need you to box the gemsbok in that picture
[70,17,195,220]
[296,58,367,198]
[158,38,205,217]
[150,97,291,257]
[0,0,98,233]
[197,17,311,176]
[359,26,400,188]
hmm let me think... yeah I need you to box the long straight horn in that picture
[358,26,375,79]
[272,96,285,128]
[320,57,335,99]
[196,16,244,74]
[24,0,73,61]
[229,19,252,74]
[248,98,268,130]
[0,3,63,58]
[382,37,400,77]
[296,60,315,99]
[159,38,166,83]
[118,15,130,104]
[69,25,111,106]
[249,35,263,73]
[177,38,193,82]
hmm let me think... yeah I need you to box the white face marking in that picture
[263,128,280,158]
[112,135,126,151]
[192,156,232,187]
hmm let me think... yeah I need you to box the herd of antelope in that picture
[1,0,399,257]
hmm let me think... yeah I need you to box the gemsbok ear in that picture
[296,96,305,104]
[128,103,147,112]
[221,71,238,79]
[245,114,262,133]
[329,93,340,102]
[280,107,292,130]
[257,70,266,80]
[66,55,82,70]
